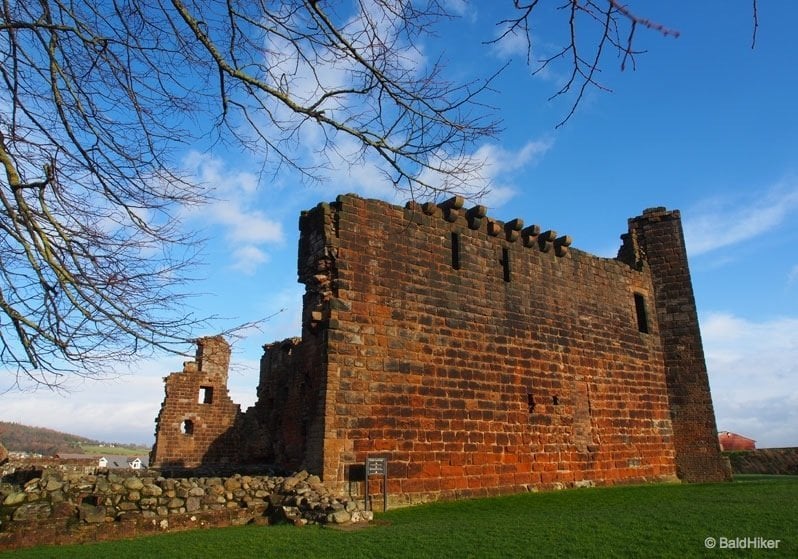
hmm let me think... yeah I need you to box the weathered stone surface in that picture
[3,491,27,506]
[185,496,202,512]
[145,196,726,506]
[281,476,301,491]
[350,510,373,523]
[306,475,322,486]
[51,501,76,519]
[123,477,144,491]
[0,442,8,465]
[166,497,185,509]
[12,502,52,521]
[141,484,163,497]
[44,479,63,492]
[328,510,351,524]
[726,448,798,475]
[79,503,107,524]
[223,478,241,492]
[0,466,372,552]
[271,505,301,525]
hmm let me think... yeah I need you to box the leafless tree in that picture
[0,1,726,386]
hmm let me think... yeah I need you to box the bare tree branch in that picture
[0,1,760,387]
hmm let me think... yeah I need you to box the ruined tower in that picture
[150,336,241,469]
[623,208,730,482]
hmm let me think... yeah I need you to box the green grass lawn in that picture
[4,475,795,558]
[78,444,149,456]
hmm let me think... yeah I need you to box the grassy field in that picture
[3,475,795,558]
[78,444,149,456]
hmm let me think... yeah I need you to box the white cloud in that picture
[473,139,552,207]
[0,345,267,445]
[230,245,270,275]
[443,0,475,19]
[417,138,553,208]
[684,180,798,256]
[209,203,283,245]
[702,312,798,447]
[0,358,181,445]
[490,28,529,59]
[181,152,284,274]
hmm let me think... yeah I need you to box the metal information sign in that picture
[364,457,388,511]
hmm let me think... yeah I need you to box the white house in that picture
[98,455,149,470]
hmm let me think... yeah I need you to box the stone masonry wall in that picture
[151,194,728,507]
[150,337,242,469]
[0,467,371,550]
[250,204,337,474]
[725,448,798,475]
[624,208,730,482]
[305,195,688,504]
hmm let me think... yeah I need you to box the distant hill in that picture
[0,421,98,456]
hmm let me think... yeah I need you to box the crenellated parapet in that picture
[406,195,573,257]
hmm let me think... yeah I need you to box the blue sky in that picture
[1,1,796,449]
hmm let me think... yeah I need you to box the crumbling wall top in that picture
[189,335,231,380]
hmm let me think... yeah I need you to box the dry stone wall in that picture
[0,466,371,550]
[726,448,798,475]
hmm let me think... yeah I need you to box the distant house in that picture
[98,455,149,470]
[718,431,756,451]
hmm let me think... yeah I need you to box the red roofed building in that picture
[718,431,756,451]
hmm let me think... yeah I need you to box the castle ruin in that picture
[151,194,731,505]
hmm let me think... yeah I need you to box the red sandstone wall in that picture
[310,195,680,503]
[626,209,730,482]
[151,336,242,469]
[148,195,726,502]
[255,337,327,472]
[252,205,338,473]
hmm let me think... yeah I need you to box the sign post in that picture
[364,456,388,512]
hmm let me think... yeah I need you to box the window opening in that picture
[552,395,559,406]
[180,419,194,436]
[451,232,461,269]
[634,293,649,333]
[198,386,214,404]
[527,393,535,413]
[502,247,511,282]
